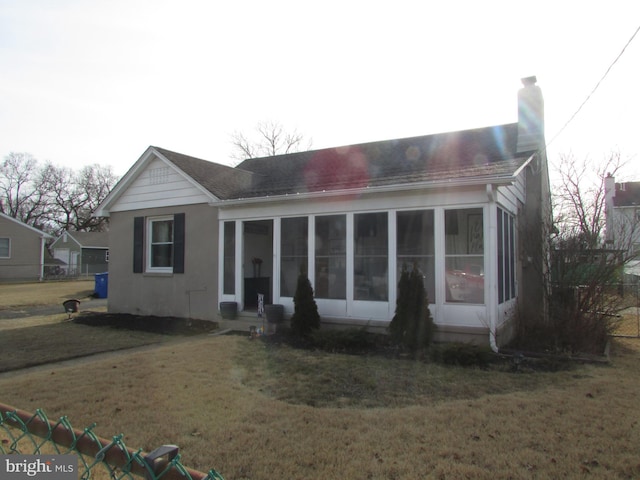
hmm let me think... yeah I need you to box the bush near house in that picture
[388,263,435,355]
[290,268,320,337]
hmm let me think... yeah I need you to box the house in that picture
[605,176,640,279]
[49,231,109,277]
[95,77,550,348]
[0,212,52,282]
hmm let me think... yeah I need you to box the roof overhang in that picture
[0,212,52,239]
[217,170,524,209]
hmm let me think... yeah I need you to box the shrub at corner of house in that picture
[290,267,320,337]
[388,263,435,353]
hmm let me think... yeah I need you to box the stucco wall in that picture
[107,203,219,320]
[0,216,46,282]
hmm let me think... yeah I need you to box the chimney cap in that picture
[521,76,538,86]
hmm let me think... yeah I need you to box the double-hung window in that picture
[148,217,174,271]
[133,213,185,274]
[0,238,9,258]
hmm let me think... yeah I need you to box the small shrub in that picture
[388,263,434,353]
[290,267,320,337]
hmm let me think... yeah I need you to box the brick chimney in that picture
[516,76,545,153]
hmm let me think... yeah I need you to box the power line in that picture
[547,23,640,148]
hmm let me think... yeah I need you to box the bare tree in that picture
[41,162,117,233]
[230,120,312,163]
[71,164,117,231]
[514,151,638,354]
[0,152,51,228]
[553,152,624,248]
[0,153,118,234]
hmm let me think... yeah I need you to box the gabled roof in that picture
[153,147,255,199]
[235,123,526,198]
[0,212,52,238]
[614,181,640,207]
[56,231,109,249]
[160,123,529,201]
[98,122,534,215]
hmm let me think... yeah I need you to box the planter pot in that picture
[219,301,238,320]
[265,304,284,323]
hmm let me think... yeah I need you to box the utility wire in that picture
[547,23,640,148]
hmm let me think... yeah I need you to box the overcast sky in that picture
[1,1,639,180]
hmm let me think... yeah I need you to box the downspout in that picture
[39,236,47,282]
[486,184,499,353]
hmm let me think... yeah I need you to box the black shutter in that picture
[173,213,185,274]
[133,217,144,273]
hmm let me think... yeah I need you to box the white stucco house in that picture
[605,176,640,279]
[95,77,550,348]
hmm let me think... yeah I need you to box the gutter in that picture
[218,173,519,208]
[512,153,536,178]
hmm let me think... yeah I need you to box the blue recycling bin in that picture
[94,272,108,298]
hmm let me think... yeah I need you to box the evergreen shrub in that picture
[290,267,320,337]
[388,263,434,353]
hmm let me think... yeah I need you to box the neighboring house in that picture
[95,77,550,348]
[0,212,52,282]
[605,176,640,279]
[50,231,109,276]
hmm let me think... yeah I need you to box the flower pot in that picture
[265,304,284,323]
[219,301,238,320]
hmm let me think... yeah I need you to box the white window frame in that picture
[146,216,174,273]
[0,238,10,258]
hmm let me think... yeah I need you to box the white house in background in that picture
[0,212,52,282]
[605,176,640,279]
[95,77,550,348]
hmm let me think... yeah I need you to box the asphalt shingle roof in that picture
[155,123,530,201]
[153,147,255,200]
[66,231,109,248]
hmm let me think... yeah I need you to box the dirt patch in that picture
[73,311,218,335]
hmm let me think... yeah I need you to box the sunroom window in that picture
[315,215,346,299]
[281,217,308,297]
[497,207,516,303]
[397,210,435,302]
[445,208,484,303]
[354,212,388,301]
[223,221,235,294]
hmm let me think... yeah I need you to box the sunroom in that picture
[217,181,520,344]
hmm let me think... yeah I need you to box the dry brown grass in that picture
[0,279,96,307]
[0,321,173,372]
[615,307,640,337]
[2,336,640,479]
[2,282,640,479]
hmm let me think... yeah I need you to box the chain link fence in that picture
[611,282,640,337]
[44,262,108,280]
[0,403,224,480]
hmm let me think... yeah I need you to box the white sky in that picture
[1,0,639,180]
